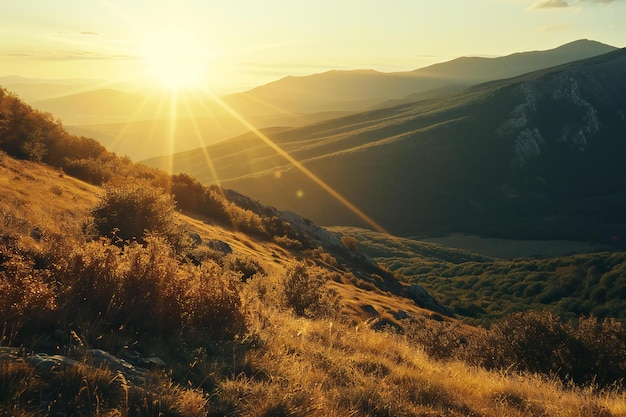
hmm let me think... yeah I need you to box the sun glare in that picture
[140,30,212,90]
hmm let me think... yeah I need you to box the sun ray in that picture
[180,94,223,188]
[105,90,162,155]
[84,2,385,233]
[197,88,388,234]
[166,90,179,180]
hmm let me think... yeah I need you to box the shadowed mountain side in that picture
[151,48,626,243]
[223,40,617,114]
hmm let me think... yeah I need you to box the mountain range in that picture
[144,43,626,243]
[3,39,615,160]
[224,39,617,114]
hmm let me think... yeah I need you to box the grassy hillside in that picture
[1,155,626,415]
[2,86,626,415]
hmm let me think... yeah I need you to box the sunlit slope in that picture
[32,88,350,160]
[149,48,626,242]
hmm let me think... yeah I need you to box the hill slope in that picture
[148,47,626,242]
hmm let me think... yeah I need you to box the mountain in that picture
[146,47,626,243]
[223,39,617,114]
[17,40,615,160]
[0,77,96,102]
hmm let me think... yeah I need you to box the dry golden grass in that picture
[219,306,626,416]
[0,151,98,241]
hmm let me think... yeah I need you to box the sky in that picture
[1,0,624,94]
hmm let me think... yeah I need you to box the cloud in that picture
[531,0,569,8]
[80,31,100,36]
[531,0,619,8]
[4,49,137,61]
[539,23,571,31]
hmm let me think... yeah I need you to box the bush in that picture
[56,237,245,341]
[90,183,184,247]
[0,252,56,329]
[574,316,626,386]
[464,311,626,386]
[404,319,466,361]
[183,263,246,338]
[467,311,578,377]
[280,263,339,318]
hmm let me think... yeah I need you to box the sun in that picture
[140,29,212,90]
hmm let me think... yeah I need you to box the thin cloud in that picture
[4,49,137,61]
[540,23,571,31]
[80,31,100,36]
[531,0,619,8]
[531,0,569,8]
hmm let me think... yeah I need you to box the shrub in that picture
[464,311,626,386]
[183,264,246,338]
[0,250,56,329]
[54,237,245,341]
[280,263,339,318]
[465,311,578,378]
[90,183,184,247]
[403,319,466,361]
[225,255,266,282]
[573,316,626,385]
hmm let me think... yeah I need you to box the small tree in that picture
[90,183,182,247]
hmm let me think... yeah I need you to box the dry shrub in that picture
[225,255,266,282]
[280,262,340,318]
[55,237,245,340]
[573,316,626,386]
[0,249,56,328]
[403,318,466,361]
[183,263,246,338]
[90,183,184,248]
[272,234,303,249]
[464,311,626,386]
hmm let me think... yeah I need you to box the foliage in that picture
[380,249,626,324]
[90,183,184,247]
[280,262,340,317]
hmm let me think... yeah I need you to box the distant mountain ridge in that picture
[3,39,615,161]
[224,39,617,114]
[146,46,626,243]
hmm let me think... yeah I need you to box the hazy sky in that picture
[1,0,624,93]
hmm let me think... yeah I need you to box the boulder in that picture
[206,239,233,254]
[405,284,453,317]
